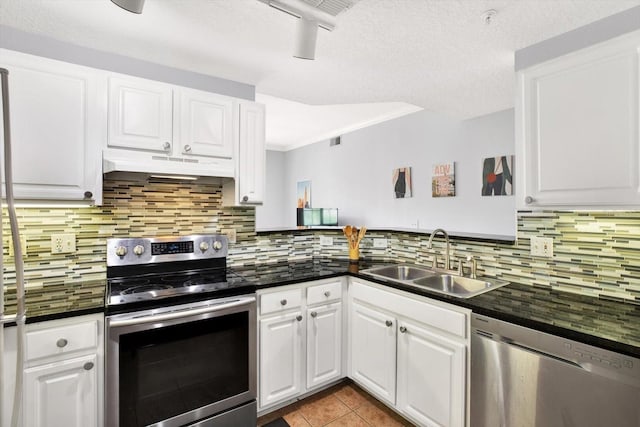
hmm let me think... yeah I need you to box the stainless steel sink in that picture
[411,274,508,298]
[361,265,436,281]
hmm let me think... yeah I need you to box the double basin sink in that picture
[361,264,508,298]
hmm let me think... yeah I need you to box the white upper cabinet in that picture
[108,76,173,153]
[0,49,104,204]
[237,101,266,204]
[177,88,234,158]
[108,75,235,159]
[224,101,266,205]
[516,31,640,209]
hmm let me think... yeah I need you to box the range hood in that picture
[103,149,235,180]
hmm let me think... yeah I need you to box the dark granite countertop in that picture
[231,258,640,358]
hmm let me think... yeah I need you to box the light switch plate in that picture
[226,229,237,244]
[531,236,553,257]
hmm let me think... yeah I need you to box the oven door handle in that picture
[108,296,255,327]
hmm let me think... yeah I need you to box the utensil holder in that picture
[349,246,360,262]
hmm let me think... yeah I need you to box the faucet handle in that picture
[457,258,464,276]
[466,255,478,279]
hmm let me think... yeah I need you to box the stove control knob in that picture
[199,241,210,252]
[213,241,223,251]
[133,245,145,256]
[115,246,128,257]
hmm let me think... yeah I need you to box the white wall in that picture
[259,108,516,237]
[255,150,287,229]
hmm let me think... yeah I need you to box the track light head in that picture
[293,18,318,60]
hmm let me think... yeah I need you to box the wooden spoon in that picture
[343,225,352,245]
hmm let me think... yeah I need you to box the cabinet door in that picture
[306,302,342,390]
[350,301,396,405]
[177,88,234,158]
[397,320,466,427]
[1,50,103,203]
[108,76,173,153]
[517,35,640,208]
[236,102,265,204]
[24,354,98,427]
[259,311,304,409]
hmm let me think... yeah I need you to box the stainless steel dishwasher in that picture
[470,314,640,427]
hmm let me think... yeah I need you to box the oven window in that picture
[118,312,249,427]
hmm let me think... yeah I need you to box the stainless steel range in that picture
[105,235,257,427]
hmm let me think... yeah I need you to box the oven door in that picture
[106,295,257,427]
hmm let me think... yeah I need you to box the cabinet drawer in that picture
[307,280,342,306]
[260,289,302,315]
[350,281,468,339]
[26,320,98,361]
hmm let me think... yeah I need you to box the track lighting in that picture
[261,0,338,60]
[111,0,145,14]
[294,18,319,60]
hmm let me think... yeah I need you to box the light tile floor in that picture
[257,382,415,427]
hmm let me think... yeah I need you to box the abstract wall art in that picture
[392,167,412,198]
[482,155,513,196]
[432,162,455,197]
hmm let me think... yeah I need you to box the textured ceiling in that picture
[1,0,639,146]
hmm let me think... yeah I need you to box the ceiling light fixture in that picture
[294,18,319,60]
[260,0,339,60]
[111,0,145,14]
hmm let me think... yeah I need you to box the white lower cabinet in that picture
[259,310,305,407]
[349,301,396,405]
[396,319,466,427]
[24,353,98,427]
[306,302,342,389]
[17,313,104,427]
[349,279,469,427]
[257,279,346,411]
[257,276,469,425]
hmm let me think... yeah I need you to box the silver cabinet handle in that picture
[525,196,534,204]
[296,315,303,322]
[163,141,171,151]
[385,320,393,327]
[56,338,68,348]
[324,291,331,297]
[83,362,94,371]
[280,299,287,306]
[310,311,317,318]
[184,144,192,153]
[242,195,249,202]
[399,326,407,333]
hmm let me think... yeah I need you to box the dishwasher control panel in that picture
[570,342,635,373]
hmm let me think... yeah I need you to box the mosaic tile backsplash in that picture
[2,179,639,316]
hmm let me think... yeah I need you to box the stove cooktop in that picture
[105,235,256,314]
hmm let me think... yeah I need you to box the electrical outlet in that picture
[226,229,237,244]
[531,236,553,258]
[8,235,27,258]
[373,238,388,248]
[320,236,333,246]
[51,233,76,254]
